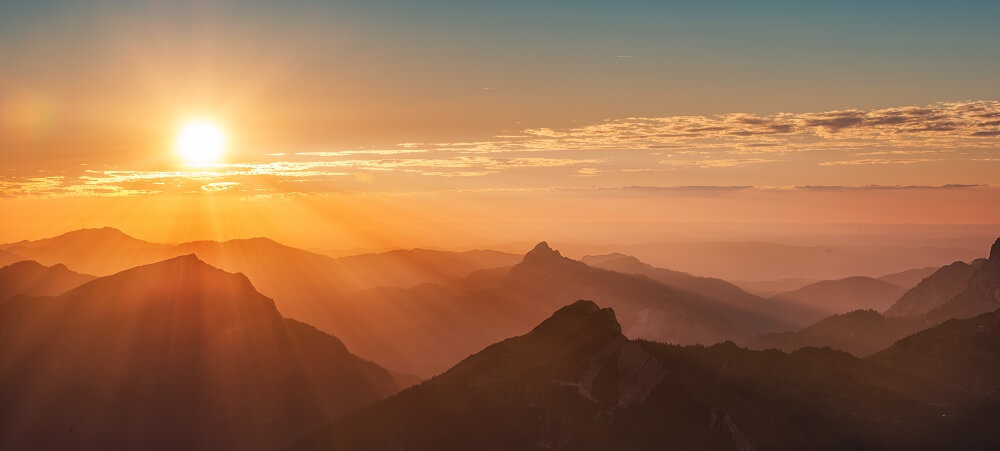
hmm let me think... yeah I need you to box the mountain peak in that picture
[530,299,623,338]
[514,241,581,272]
[990,237,1000,261]
[530,241,559,255]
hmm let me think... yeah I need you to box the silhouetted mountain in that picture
[0,260,94,301]
[885,260,979,316]
[308,242,798,378]
[926,238,1000,322]
[749,310,927,356]
[0,256,406,451]
[877,266,940,289]
[583,252,823,328]
[769,276,906,321]
[1,229,520,326]
[0,227,171,275]
[873,308,1000,400]
[294,300,1000,451]
[502,242,796,342]
[176,239,520,303]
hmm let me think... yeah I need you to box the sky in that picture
[1,0,999,248]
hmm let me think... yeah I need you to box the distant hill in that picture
[752,238,1000,357]
[583,252,824,328]
[0,228,521,330]
[293,300,1000,450]
[309,242,800,378]
[0,249,22,268]
[560,241,982,281]
[877,266,940,289]
[0,260,94,301]
[0,256,407,451]
[730,278,818,298]
[749,310,928,356]
[769,276,907,321]
[0,227,171,275]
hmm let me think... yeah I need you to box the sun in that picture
[175,119,227,165]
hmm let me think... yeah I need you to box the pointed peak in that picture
[524,241,562,259]
[532,241,557,253]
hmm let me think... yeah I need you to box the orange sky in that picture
[2,1,999,248]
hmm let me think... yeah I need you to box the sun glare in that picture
[176,119,227,165]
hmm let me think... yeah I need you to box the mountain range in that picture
[747,238,1000,357]
[313,241,816,377]
[293,299,1000,450]
[2,228,1000,449]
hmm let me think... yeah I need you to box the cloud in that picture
[794,184,981,191]
[658,158,780,168]
[201,182,240,192]
[818,158,937,166]
[418,100,1000,155]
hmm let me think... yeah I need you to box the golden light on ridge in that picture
[175,119,227,165]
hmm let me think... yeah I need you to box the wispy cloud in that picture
[818,158,939,166]
[419,101,1000,154]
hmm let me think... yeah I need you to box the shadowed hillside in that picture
[293,300,1000,451]
[0,260,94,301]
[885,261,980,317]
[0,256,407,451]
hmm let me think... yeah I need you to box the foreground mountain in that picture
[769,276,906,320]
[749,310,927,356]
[307,242,802,378]
[0,256,406,451]
[0,260,94,301]
[583,252,824,327]
[294,300,1000,451]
